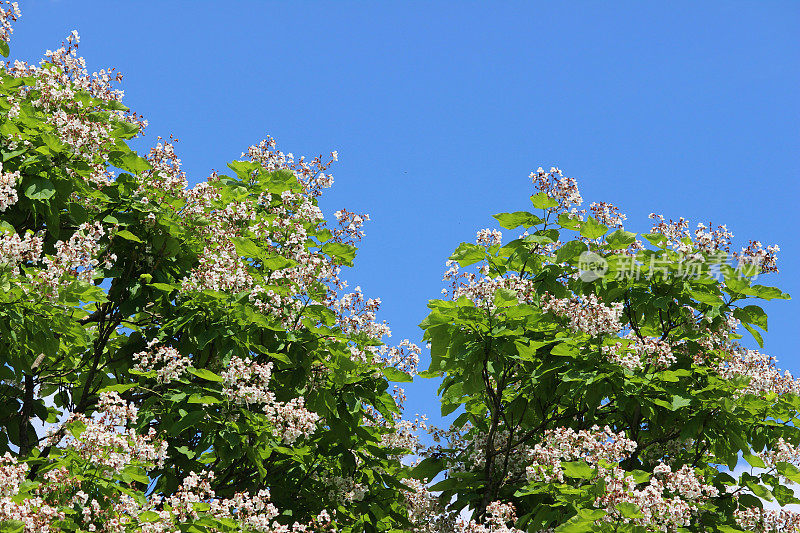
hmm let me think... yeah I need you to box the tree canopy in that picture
[0,3,798,532]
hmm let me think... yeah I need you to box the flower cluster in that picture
[0,229,42,265]
[716,348,800,396]
[476,228,503,248]
[735,240,780,274]
[589,201,627,228]
[530,166,583,215]
[594,463,718,530]
[456,501,524,533]
[442,261,539,309]
[0,1,19,44]
[0,161,19,211]
[755,437,800,483]
[734,506,800,532]
[221,356,319,444]
[525,427,718,530]
[526,426,637,484]
[132,341,192,384]
[539,292,624,336]
[46,391,168,476]
[602,334,676,371]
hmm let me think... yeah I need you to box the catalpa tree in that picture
[0,3,425,532]
[409,167,799,532]
[0,3,799,533]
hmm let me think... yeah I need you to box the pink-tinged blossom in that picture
[529,166,583,216]
[734,506,800,532]
[526,426,637,484]
[602,334,676,371]
[0,1,19,44]
[132,341,192,384]
[442,261,539,310]
[756,437,800,484]
[717,348,800,396]
[45,391,168,477]
[589,201,627,229]
[221,356,320,445]
[540,292,624,336]
[0,162,19,211]
[735,240,780,274]
[476,228,503,248]
[0,230,43,265]
[456,501,525,533]
[526,427,717,531]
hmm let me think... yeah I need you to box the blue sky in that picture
[11,1,799,429]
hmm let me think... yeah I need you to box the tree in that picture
[2,3,799,533]
[0,3,423,531]
[413,167,799,531]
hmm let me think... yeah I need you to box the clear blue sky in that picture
[11,1,799,429]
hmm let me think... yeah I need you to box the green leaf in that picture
[734,305,768,332]
[531,192,558,210]
[187,394,220,405]
[449,242,485,267]
[742,453,766,469]
[746,285,791,301]
[0,41,9,58]
[492,211,542,230]
[114,151,152,173]
[115,229,142,243]
[606,229,637,249]
[23,176,56,200]
[579,217,608,240]
[615,502,643,519]
[555,240,588,263]
[670,394,692,411]
[321,242,357,266]
[562,460,596,479]
[100,383,139,393]
[409,457,444,481]
[150,283,176,293]
[232,237,262,258]
[188,368,223,382]
[741,322,764,349]
[776,462,800,483]
[382,367,412,383]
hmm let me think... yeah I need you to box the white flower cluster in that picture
[602,334,676,371]
[529,166,583,215]
[734,506,800,532]
[476,228,503,248]
[132,341,192,384]
[0,1,19,44]
[717,348,800,396]
[442,261,539,310]
[526,426,718,530]
[540,292,624,336]
[3,30,147,187]
[456,501,524,533]
[39,221,106,289]
[221,356,320,445]
[0,221,109,298]
[0,230,42,265]
[0,161,19,211]
[526,426,637,484]
[589,201,627,229]
[755,437,800,483]
[735,239,780,274]
[595,463,718,529]
[46,391,168,477]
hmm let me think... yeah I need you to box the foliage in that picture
[413,167,798,532]
[0,4,421,531]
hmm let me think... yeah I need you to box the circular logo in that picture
[578,252,608,282]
